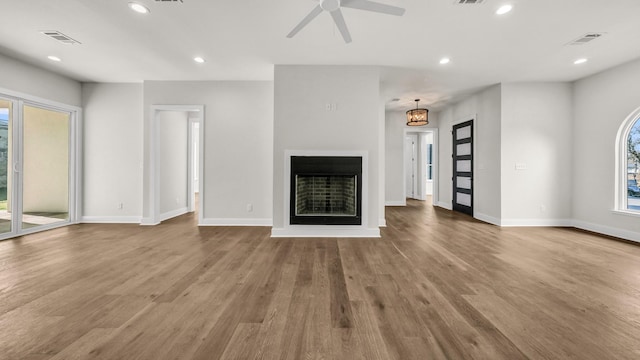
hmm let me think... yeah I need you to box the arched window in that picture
[617,108,640,213]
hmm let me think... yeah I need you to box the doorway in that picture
[403,128,438,205]
[0,96,79,240]
[452,120,473,216]
[144,105,204,225]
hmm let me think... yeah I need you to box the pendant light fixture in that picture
[406,99,428,126]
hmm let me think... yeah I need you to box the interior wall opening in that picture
[403,128,438,206]
[145,105,204,226]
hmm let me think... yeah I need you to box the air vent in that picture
[40,31,81,45]
[454,0,485,4]
[391,98,400,102]
[568,33,604,45]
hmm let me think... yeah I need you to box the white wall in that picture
[436,85,502,222]
[0,53,81,107]
[437,107,454,209]
[385,111,406,205]
[143,81,273,225]
[501,83,573,225]
[158,111,188,216]
[273,65,380,235]
[573,58,640,241]
[82,83,143,222]
[384,110,439,205]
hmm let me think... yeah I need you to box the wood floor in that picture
[1,200,639,359]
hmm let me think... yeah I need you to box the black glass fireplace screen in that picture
[295,175,357,216]
[290,156,362,225]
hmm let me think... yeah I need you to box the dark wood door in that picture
[452,120,473,216]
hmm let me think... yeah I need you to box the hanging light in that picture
[406,99,429,126]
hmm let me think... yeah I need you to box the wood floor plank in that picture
[327,239,354,329]
[0,200,640,359]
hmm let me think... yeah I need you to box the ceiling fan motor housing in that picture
[320,0,341,12]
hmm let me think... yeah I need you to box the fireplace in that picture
[290,156,362,225]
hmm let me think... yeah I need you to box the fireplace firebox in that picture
[290,156,362,225]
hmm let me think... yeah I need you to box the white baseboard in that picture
[271,226,380,238]
[81,216,142,224]
[379,218,387,227]
[500,218,573,227]
[159,207,189,222]
[140,217,160,226]
[199,218,272,226]
[385,201,406,206]
[435,201,452,210]
[572,220,640,243]
[474,212,501,226]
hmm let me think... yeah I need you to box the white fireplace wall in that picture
[273,65,381,234]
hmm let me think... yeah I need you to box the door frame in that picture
[0,87,82,241]
[144,105,204,226]
[402,128,439,206]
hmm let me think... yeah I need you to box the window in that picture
[617,108,640,213]
[627,119,640,210]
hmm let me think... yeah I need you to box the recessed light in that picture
[574,58,588,65]
[194,57,205,63]
[47,55,61,62]
[128,2,150,14]
[496,4,512,15]
[439,57,451,65]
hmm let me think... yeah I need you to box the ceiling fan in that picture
[287,0,405,43]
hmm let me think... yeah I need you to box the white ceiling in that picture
[1,0,640,111]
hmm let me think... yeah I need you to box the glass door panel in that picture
[0,99,12,235]
[21,105,70,230]
[453,120,473,216]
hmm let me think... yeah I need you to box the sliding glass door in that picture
[0,98,13,236]
[0,96,76,240]
[21,104,71,230]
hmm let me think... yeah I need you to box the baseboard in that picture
[159,207,189,222]
[81,216,142,224]
[474,212,501,226]
[199,218,272,226]
[572,220,640,243]
[379,218,387,227]
[271,226,380,238]
[385,201,406,206]
[435,201,452,210]
[500,218,573,227]
[140,217,160,226]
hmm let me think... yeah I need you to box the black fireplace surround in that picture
[290,156,362,225]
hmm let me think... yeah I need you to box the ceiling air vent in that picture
[40,31,81,45]
[454,0,485,4]
[568,33,605,45]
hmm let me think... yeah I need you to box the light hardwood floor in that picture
[1,199,639,359]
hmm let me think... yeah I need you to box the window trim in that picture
[615,106,640,213]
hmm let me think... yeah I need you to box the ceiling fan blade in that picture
[287,5,324,38]
[341,0,405,16]
[330,9,352,43]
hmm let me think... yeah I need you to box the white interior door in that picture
[405,134,418,199]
